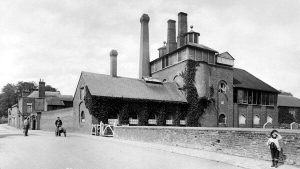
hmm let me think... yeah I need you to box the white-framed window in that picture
[27,103,32,113]
[253,115,260,125]
[239,115,246,125]
[218,81,227,94]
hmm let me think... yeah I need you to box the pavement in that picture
[1,124,299,169]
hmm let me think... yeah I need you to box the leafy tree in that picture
[0,84,17,117]
[278,108,295,124]
[295,109,300,124]
[45,85,57,92]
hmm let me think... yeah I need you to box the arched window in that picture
[218,81,227,94]
[267,116,273,124]
[253,115,260,125]
[218,114,226,124]
[239,115,246,125]
[81,111,85,123]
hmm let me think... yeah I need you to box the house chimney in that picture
[139,14,150,79]
[177,12,188,48]
[167,19,177,53]
[38,79,45,98]
[110,49,118,77]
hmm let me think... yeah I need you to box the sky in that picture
[0,0,299,97]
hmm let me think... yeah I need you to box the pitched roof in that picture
[81,71,187,103]
[45,97,65,106]
[187,43,218,53]
[217,52,235,60]
[278,95,300,107]
[233,68,279,93]
[59,95,73,102]
[27,91,61,98]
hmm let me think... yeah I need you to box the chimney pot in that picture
[110,49,118,77]
[177,12,188,48]
[38,80,45,98]
[167,19,177,53]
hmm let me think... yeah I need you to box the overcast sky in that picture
[0,0,299,98]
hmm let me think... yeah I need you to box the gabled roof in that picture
[27,91,60,98]
[278,95,300,107]
[217,52,235,60]
[59,95,73,102]
[45,97,65,106]
[81,71,187,103]
[233,68,279,93]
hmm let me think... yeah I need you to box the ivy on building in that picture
[180,60,215,127]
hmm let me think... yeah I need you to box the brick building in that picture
[8,80,73,130]
[73,12,279,131]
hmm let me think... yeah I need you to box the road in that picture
[0,124,246,169]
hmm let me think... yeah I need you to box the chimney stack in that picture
[177,12,188,48]
[38,79,45,98]
[139,14,150,79]
[110,49,118,77]
[167,20,177,53]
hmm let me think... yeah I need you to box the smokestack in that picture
[38,80,45,98]
[110,49,118,77]
[167,20,177,53]
[177,12,188,48]
[139,14,150,79]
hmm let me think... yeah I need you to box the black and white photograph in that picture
[0,0,300,169]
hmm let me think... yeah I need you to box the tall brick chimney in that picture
[38,79,45,98]
[110,49,118,77]
[177,12,188,48]
[167,19,177,53]
[139,14,150,79]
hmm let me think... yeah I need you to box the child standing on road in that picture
[267,130,282,168]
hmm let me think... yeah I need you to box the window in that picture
[218,82,227,94]
[194,35,198,43]
[253,91,257,104]
[248,90,253,104]
[208,53,215,64]
[253,115,260,125]
[80,86,85,100]
[262,92,266,105]
[269,94,275,105]
[81,111,85,123]
[289,110,296,117]
[195,50,202,61]
[267,116,273,124]
[257,91,261,104]
[203,51,208,62]
[218,114,226,124]
[27,103,32,113]
[239,115,246,125]
[237,89,243,104]
[243,90,248,104]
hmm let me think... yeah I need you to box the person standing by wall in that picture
[267,130,282,168]
[23,117,30,136]
[55,117,63,136]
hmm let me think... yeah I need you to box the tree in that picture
[278,108,295,124]
[279,90,293,96]
[0,84,17,117]
[45,85,57,92]
[295,109,300,124]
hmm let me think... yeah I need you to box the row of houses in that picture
[8,12,300,133]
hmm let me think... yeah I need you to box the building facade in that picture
[73,12,279,131]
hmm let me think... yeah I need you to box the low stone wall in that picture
[115,126,300,166]
[40,108,74,132]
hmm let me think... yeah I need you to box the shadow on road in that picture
[0,133,23,138]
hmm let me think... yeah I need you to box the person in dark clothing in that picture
[23,117,30,136]
[55,117,63,136]
[267,130,282,168]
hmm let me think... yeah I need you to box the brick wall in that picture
[115,126,300,166]
[40,108,74,132]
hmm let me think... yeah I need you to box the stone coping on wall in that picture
[116,126,300,134]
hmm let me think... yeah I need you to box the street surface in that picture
[0,124,246,169]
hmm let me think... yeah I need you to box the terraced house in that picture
[73,12,279,132]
